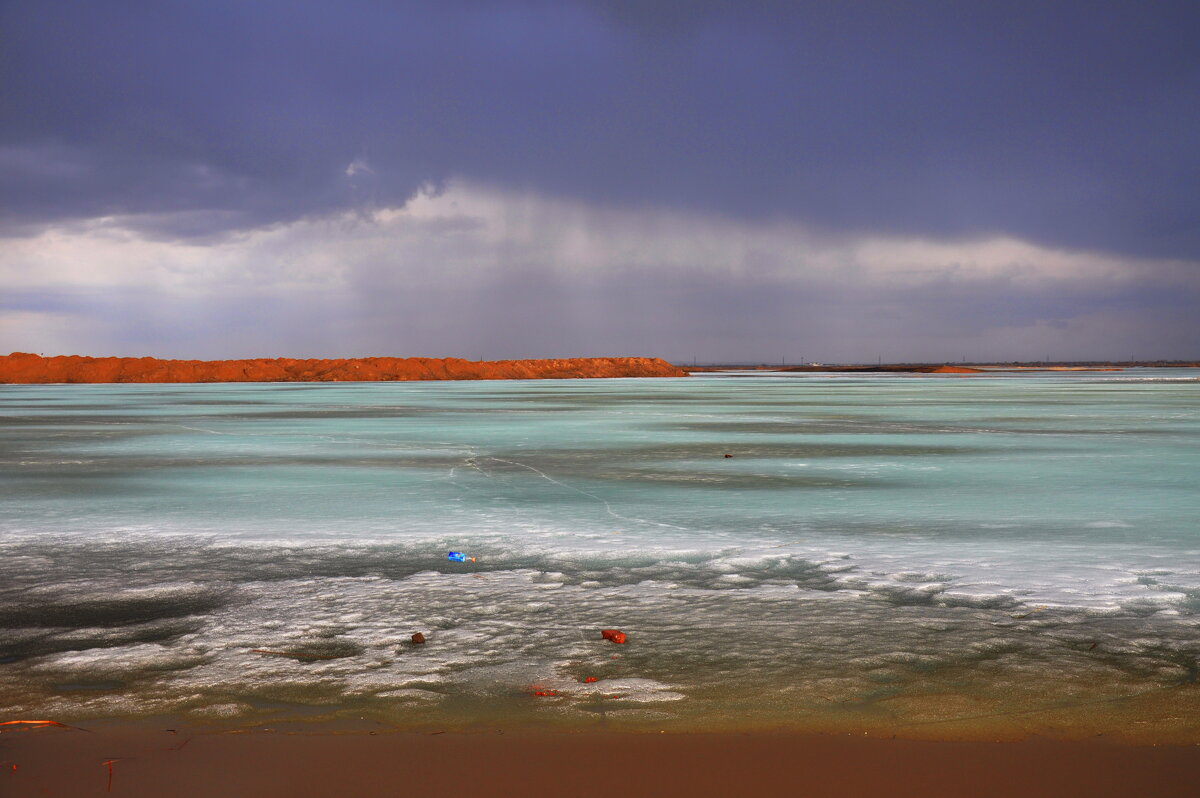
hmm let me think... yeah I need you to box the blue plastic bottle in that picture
[447,551,467,562]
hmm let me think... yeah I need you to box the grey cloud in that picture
[0,288,100,314]
[9,258,1196,363]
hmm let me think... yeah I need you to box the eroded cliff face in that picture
[0,353,688,383]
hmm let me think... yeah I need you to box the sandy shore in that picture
[3,724,1197,797]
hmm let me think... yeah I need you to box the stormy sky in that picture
[2,1,1198,362]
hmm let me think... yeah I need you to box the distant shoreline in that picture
[5,354,1194,383]
[685,361,1199,373]
[0,353,687,383]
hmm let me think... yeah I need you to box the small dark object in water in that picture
[1089,642,1098,650]
[724,453,733,458]
[411,632,426,644]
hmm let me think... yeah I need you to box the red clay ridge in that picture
[0,353,688,384]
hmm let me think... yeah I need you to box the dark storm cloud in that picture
[2,1,1199,258]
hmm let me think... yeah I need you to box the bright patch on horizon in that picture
[0,181,1197,361]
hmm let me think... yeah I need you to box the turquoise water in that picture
[1,371,1198,736]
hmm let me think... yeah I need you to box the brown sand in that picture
[0,353,687,383]
[3,725,1197,797]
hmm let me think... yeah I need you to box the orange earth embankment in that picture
[927,365,985,373]
[0,353,688,383]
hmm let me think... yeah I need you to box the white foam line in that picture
[481,455,686,530]
[172,423,238,436]
[4,411,477,455]
[441,446,488,494]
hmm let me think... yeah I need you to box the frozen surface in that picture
[1,371,1197,732]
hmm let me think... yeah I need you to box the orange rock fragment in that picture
[103,759,120,791]
[0,720,73,730]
